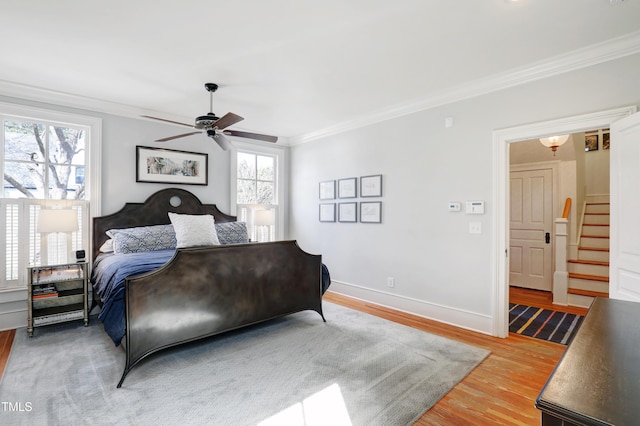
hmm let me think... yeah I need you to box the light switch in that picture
[469,222,482,234]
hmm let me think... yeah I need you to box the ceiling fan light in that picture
[539,134,570,155]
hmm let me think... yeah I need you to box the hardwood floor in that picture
[509,286,589,316]
[0,288,582,425]
[0,327,15,379]
[323,289,579,425]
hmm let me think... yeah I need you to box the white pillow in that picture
[168,212,220,248]
[99,239,114,253]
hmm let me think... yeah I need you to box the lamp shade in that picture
[539,135,570,155]
[37,209,78,233]
[254,209,274,227]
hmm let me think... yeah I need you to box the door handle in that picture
[545,232,550,244]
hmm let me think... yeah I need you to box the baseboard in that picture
[0,308,26,331]
[0,288,27,331]
[329,280,494,336]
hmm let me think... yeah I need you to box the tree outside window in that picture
[3,120,85,200]
[236,151,277,242]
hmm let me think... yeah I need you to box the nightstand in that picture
[27,262,89,337]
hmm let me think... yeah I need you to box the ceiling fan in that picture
[142,83,278,151]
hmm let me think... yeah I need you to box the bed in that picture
[91,188,328,387]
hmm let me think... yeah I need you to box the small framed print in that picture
[360,174,382,197]
[338,177,357,198]
[319,203,336,222]
[319,180,336,200]
[338,202,357,223]
[585,133,598,152]
[603,131,610,150]
[360,202,382,224]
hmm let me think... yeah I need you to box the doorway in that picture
[491,106,637,338]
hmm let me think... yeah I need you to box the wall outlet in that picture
[387,277,395,288]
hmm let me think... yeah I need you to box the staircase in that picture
[567,196,609,307]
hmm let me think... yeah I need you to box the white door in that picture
[509,168,553,291]
[610,111,640,302]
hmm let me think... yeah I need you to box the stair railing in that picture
[553,198,572,305]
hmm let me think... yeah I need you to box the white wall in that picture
[289,53,640,334]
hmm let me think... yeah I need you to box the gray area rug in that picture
[0,302,489,426]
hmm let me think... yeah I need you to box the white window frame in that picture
[230,141,288,241]
[0,102,101,295]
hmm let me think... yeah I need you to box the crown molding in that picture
[290,30,640,145]
[1,30,640,147]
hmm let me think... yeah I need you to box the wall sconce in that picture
[37,209,78,265]
[539,135,570,156]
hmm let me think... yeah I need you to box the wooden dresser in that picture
[536,297,640,425]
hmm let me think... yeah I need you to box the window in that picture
[233,143,286,242]
[1,103,101,291]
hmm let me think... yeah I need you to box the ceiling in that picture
[1,0,639,144]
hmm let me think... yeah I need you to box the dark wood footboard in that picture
[118,240,324,387]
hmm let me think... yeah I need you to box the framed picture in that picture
[603,131,610,150]
[360,174,382,197]
[319,180,336,200]
[360,201,382,223]
[136,146,208,185]
[319,203,336,222]
[338,202,357,223]
[585,134,598,152]
[338,177,357,198]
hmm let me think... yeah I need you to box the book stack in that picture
[33,284,58,299]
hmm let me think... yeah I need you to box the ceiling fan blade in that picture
[213,112,244,130]
[142,115,196,128]
[223,130,278,143]
[212,133,232,151]
[155,131,202,142]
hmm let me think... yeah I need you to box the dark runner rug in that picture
[509,303,584,345]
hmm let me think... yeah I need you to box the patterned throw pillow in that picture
[215,222,249,244]
[107,224,177,254]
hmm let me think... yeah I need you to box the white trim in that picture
[329,280,493,336]
[291,31,640,145]
[492,105,637,338]
[0,101,102,218]
[1,31,640,146]
[230,140,289,240]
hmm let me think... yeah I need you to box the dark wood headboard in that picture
[92,188,236,261]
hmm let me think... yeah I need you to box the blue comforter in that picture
[91,249,331,346]
[91,250,175,345]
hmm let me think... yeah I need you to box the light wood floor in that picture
[0,287,585,425]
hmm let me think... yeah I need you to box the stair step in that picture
[582,225,610,236]
[568,259,609,266]
[568,259,609,277]
[585,203,610,214]
[568,272,609,282]
[577,249,609,262]
[567,288,609,298]
[578,246,610,252]
[580,237,609,249]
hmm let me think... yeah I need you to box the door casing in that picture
[492,106,637,338]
